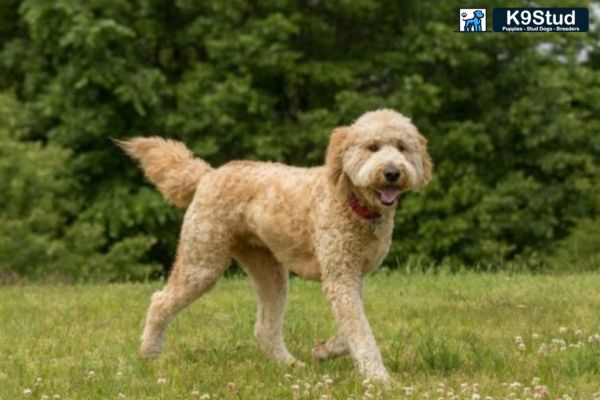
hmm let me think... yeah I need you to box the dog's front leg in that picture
[313,281,364,360]
[312,332,349,360]
[321,271,389,383]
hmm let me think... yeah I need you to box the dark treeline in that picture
[0,0,598,281]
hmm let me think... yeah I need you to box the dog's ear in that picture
[325,127,349,184]
[417,133,433,188]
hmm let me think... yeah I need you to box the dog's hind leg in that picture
[235,247,301,365]
[140,214,232,358]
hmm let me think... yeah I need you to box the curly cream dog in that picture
[119,109,432,382]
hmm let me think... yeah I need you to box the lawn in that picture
[1,272,599,399]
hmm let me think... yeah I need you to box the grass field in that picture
[1,272,599,399]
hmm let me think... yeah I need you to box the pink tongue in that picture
[378,188,399,203]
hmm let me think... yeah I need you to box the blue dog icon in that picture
[463,10,485,31]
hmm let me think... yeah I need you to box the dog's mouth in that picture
[375,186,400,206]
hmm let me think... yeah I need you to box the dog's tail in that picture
[116,137,212,208]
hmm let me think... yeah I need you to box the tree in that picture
[0,0,598,279]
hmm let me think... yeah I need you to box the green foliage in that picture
[545,218,600,272]
[0,0,598,280]
[0,93,160,282]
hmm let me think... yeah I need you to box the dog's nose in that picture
[383,167,401,183]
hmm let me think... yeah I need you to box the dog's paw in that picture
[363,370,392,386]
[312,339,348,360]
[312,341,330,360]
[139,344,162,359]
[287,358,306,368]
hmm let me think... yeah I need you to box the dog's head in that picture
[326,109,432,209]
[473,10,484,18]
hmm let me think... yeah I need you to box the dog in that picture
[463,10,485,31]
[118,109,432,383]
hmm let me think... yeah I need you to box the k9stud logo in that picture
[493,8,589,32]
[459,9,487,32]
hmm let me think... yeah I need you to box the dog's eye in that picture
[367,144,379,152]
[397,143,406,152]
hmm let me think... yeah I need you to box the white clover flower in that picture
[156,377,167,385]
[509,382,522,390]
[574,329,583,337]
[291,384,300,391]
[191,389,200,397]
[284,373,293,380]
[515,335,524,344]
[35,377,43,386]
[403,386,414,396]
[41,395,49,400]
[558,327,567,334]
[227,382,237,393]
[52,395,60,400]
[532,333,541,340]
[472,393,480,400]
[536,385,550,397]
[117,394,125,399]
[23,388,32,396]
[531,377,541,385]
[517,343,526,351]
[200,394,210,400]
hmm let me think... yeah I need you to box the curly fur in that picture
[120,109,432,383]
[115,137,211,207]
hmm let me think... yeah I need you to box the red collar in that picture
[349,193,382,220]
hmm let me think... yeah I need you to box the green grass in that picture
[1,272,599,399]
